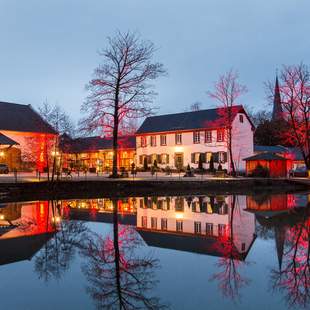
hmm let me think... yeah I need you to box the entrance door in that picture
[174,153,184,170]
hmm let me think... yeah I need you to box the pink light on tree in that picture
[80,31,166,177]
[207,70,247,176]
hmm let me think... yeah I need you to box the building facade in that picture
[0,102,57,171]
[136,105,254,172]
[61,135,136,172]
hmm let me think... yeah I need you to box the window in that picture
[206,152,212,163]
[205,130,212,143]
[218,152,227,163]
[191,152,201,164]
[161,218,168,231]
[239,114,244,123]
[160,135,167,146]
[150,136,157,147]
[175,133,182,145]
[176,220,183,232]
[141,136,147,147]
[151,154,157,164]
[151,217,157,229]
[218,224,227,237]
[193,131,200,144]
[241,243,246,252]
[218,204,228,215]
[161,154,169,164]
[217,129,225,142]
[206,223,213,236]
[194,221,202,234]
[141,216,147,228]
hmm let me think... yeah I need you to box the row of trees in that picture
[39,31,309,177]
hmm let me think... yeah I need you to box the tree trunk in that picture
[112,80,120,178]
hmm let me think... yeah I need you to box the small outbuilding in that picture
[244,152,290,178]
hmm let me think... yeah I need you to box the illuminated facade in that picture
[136,105,254,172]
[0,102,57,171]
[61,135,136,172]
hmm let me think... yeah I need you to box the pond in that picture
[0,192,309,310]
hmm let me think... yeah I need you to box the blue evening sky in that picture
[0,0,309,124]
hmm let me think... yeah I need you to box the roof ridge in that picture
[146,105,243,119]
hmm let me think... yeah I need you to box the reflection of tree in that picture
[81,199,168,310]
[34,200,88,282]
[211,196,250,302]
[270,213,310,308]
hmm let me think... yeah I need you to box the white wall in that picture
[136,112,254,172]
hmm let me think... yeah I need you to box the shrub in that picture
[252,164,270,177]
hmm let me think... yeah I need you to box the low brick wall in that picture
[0,178,307,203]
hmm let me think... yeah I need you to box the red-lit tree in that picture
[276,64,310,169]
[270,215,310,308]
[80,31,166,177]
[211,196,250,301]
[207,70,247,176]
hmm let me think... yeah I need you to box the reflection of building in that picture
[136,105,254,172]
[0,101,57,171]
[136,195,256,259]
[0,201,58,265]
[60,135,135,172]
[62,198,137,225]
[246,193,309,213]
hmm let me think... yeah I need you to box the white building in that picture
[136,195,256,258]
[136,105,254,172]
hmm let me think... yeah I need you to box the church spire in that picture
[272,75,283,121]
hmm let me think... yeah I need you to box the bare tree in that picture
[38,101,76,180]
[81,199,168,309]
[80,31,166,177]
[38,101,75,137]
[207,70,247,176]
[277,63,310,169]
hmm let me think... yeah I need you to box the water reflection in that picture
[80,199,168,309]
[0,192,309,309]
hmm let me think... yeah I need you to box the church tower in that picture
[272,76,283,121]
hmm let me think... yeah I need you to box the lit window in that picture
[217,129,225,142]
[194,221,202,234]
[239,114,244,123]
[161,154,169,164]
[175,133,182,145]
[206,223,213,236]
[176,220,183,232]
[205,130,212,143]
[195,153,200,163]
[141,216,147,228]
[160,135,167,146]
[141,136,147,147]
[193,131,200,144]
[161,218,168,231]
[150,136,157,147]
[206,152,212,163]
